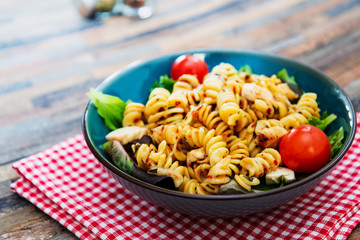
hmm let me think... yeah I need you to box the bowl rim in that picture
[82,48,357,200]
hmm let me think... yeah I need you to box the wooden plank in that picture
[324,50,360,87]
[279,3,360,58]
[0,168,78,239]
[246,0,350,51]
[0,201,77,240]
[349,226,360,240]
[0,165,18,182]
[0,0,359,238]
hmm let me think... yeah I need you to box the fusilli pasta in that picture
[109,62,324,195]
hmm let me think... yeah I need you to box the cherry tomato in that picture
[279,125,331,173]
[170,54,209,83]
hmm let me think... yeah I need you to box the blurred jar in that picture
[73,0,154,19]
[121,0,154,19]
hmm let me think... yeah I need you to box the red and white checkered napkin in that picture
[11,114,360,240]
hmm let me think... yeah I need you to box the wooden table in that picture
[1,0,359,239]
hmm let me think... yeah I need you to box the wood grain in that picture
[0,0,359,239]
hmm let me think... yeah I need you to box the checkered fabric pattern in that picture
[11,113,360,240]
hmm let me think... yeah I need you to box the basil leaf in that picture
[150,74,176,93]
[307,112,337,131]
[239,65,253,74]
[87,88,127,130]
[279,175,285,187]
[328,127,344,158]
[277,68,296,85]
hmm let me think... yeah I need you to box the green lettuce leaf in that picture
[307,112,337,131]
[328,127,344,158]
[239,65,253,74]
[87,88,127,130]
[277,68,296,85]
[279,175,285,187]
[150,74,176,93]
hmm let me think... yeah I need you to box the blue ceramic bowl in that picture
[82,49,357,217]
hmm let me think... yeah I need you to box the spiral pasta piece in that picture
[193,163,212,183]
[296,93,320,119]
[253,99,275,119]
[255,74,282,87]
[239,96,249,110]
[157,161,190,188]
[162,107,185,125]
[122,102,145,127]
[234,174,260,192]
[226,135,249,160]
[225,78,244,96]
[217,90,241,126]
[173,74,200,93]
[201,74,224,104]
[185,87,202,106]
[186,147,208,179]
[180,178,213,195]
[251,99,286,120]
[135,141,168,169]
[280,112,307,131]
[183,126,213,148]
[240,157,270,178]
[205,135,229,166]
[184,126,228,166]
[194,104,233,137]
[152,125,182,145]
[172,145,188,162]
[228,158,242,175]
[240,148,281,178]
[152,92,188,125]
[207,157,232,184]
[245,105,261,122]
[256,148,281,170]
[179,178,198,194]
[238,123,262,157]
[167,92,189,110]
[233,97,256,133]
[272,99,289,119]
[145,88,170,124]
[226,136,249,175]
[234,110,252,133]
[211,63,239,81]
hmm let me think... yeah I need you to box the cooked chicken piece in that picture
[255,126,287,149]
[106,126,149,145]
[241,83,273,101]
[265,167,295,185]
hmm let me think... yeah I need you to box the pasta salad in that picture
[88,55,343,195]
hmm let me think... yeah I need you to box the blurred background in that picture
[1,0,360,165]
[0,0,360,237]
